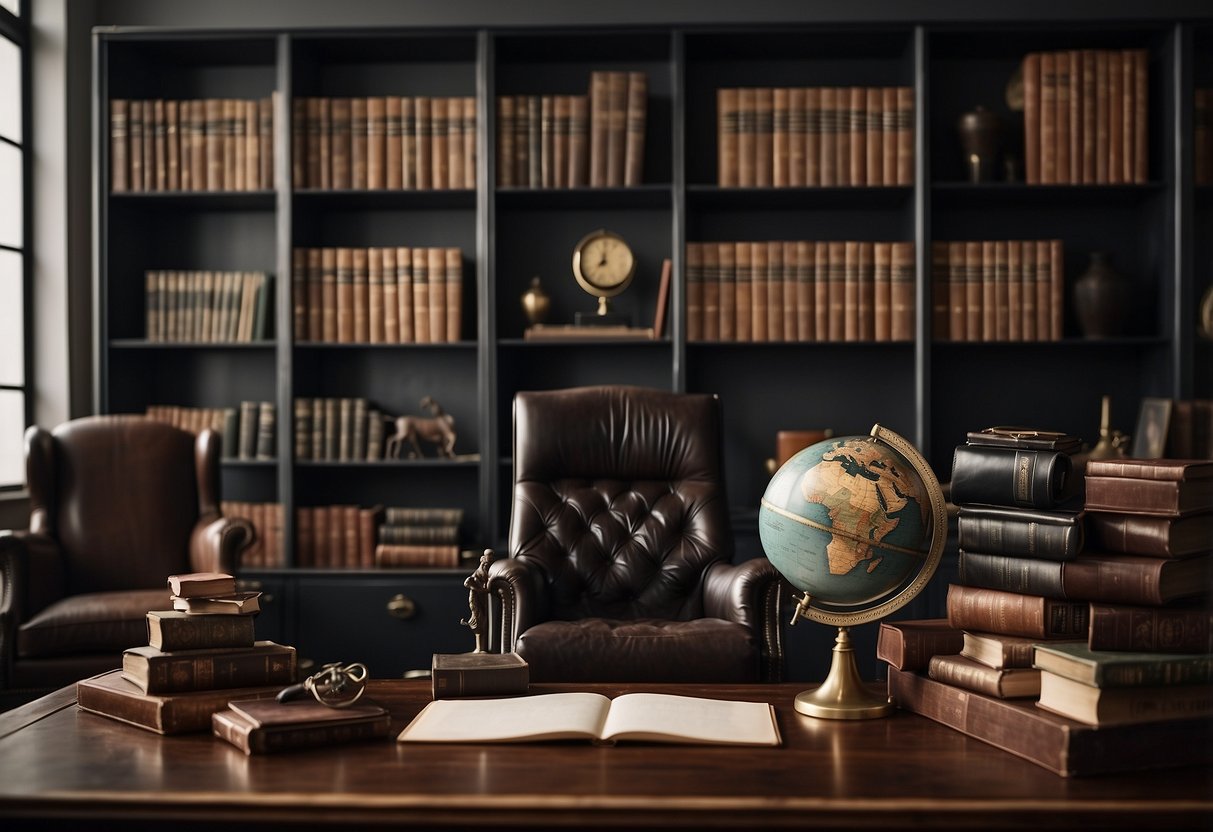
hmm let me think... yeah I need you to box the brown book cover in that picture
[848,86,866,188]
[336,247,354,344]
[312,504,331,566]
[382,247,399,343]
[874,241,892,342]
[624,72,647,187]
[653,257,673,340]
[875,619,964,672]
[1035,240,1051,341]
[539,94,554,189]
[834,87,850,186]
[213,698,392,755]
[415,96,433,190]
[331,98,351,190]
[512,94,528,188]
[343,504,360,568]
[825,240,844,341]
[718,242,736,342]
[702,242,720,342]
[878,86,896,186]
[817,87,835,187]
[428,247,446,343]
[431,652,529,699]
[887,667,1213,777]
[782,240,797,341]
[895,86,913,185]
[737,87,756,187]
[497,95,515,188]
[350,97,368,189]
[1089,603,1213,653]
[1022,53,1040,184]
[188,99,206,192]
[261,95,274,190]
[122,642,296,695]
[1086,458,1213,481]
[946,584,1089,639]
[590,72,609,187]
[795,240,814,341]
[525,95,540,188]
[1079,50,1096,183]
[396,246,414,343]
[167,572,236,598]
[367,248,384,344]
[1040,52,1057,184]
[357,506,380,569]
[1054,51,1071,185]
[814,242,829,341]
[980,240,996,341]
[111,98,129,192]
[1133,49,1148,182]
[767,240,784,341]
[1067,49,1082,184]
[320,248,337,342]
[77,670,281,736]
[804,87,821,187]
[750,240,768,342]
[1086,511,1213,558]
[293,97,309,188]
[551,94,567,189]
[328,504,345,566]
[1095,49,1109,184]
[413,248,431,344]
[374,544,461,568]
[568,94,588,187]
[1020,239,1037,341]
[401,96,417,189]
[717,88,738,187]
[242,100,257,191]
[947,241,965,340]
[734,241,753,343]
[385,95,402,188]
[843,240,859,341]
[993,240,1009,341]
[445,248,462,342]
[221,99,238,191]
[165,100,182,191]
[1084,476,1213,517]
[447,97,465,190]
[295,505,314,568]
[204,98,223,191]
[1107,51,1123,185]
[686,242,703,341]
[754,87,773,188]
[928,654,1041,699]
[367,96,386,190]
[462,96,476,190]
[147,610,255,652]
[772,87,789,187]
[863,86,881,187]
[1061,552,1211,606]
[789,87,806,187]
[963,241,981,341]
[606,71,627,187]
[1006,241,1022,341]
[890,241,914,342]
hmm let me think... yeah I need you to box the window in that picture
[0,0,28,489]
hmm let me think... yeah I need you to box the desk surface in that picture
[0,680,1210,830]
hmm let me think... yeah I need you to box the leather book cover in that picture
[848,86,866,188]
[167,571,236,599]
[960,632,1054,669]
[222,99,237,191]
[428,247,446,341]
[78,670,281,735]
[980,240,996,341]
[1033,641,1213,688]
[947,241,965,340]
[895,86,913,185]
[1132,48,1148,182]
[431,652,529,698]
[1060,552,1210,606]
[606,71,627,188]
[1005,240,1021,341]
[349,97,368,190]
[1107,51,1123,184]
[1086,511,1213,558]
[856,240,873,341]
[401,96,417,189]
[1086,458,1213,481]
[1049,239,1063,341]
[964,427,1082,453]
[352,398,368,462]
[1020,239,1036,340]
[260,95,274,190]
[795,240,814,341]
[374,544,460,568]
[568,94,588,187]
[1068,49,1082,183]
[385,95,402,189]
[551,94,567,189]
[539,94,553,189]
[769,87,786,187]
[513,94,529,188]
[1081,49,1097,183]
[367,248,384,343]
[367,95,386,190]
[303,97,320,189]
[382,247,399,343]
[1084,476,1213,517]
[930,241,947,342]
[1035,239,1051,340]
[396,246,414,343]
[958,550,1065,599]
[734,241,753,342]
[122,642,297,695]
[718,242,736,342]
[736,87,756,187]
[338,398,352,460]
[804,86,820,186]
[312,505,330,567]
[624,71,647,187]
[946,584,1088,639]
[242,100,257,191]
[881,86,897,185]
[1095,49,1109,183]
[951,444,1078,509]
[445,247,462,342]
[314,248,333,342]
[875,619,963,672]
[754,86,773,188]
[590,72,609,187]
[497,95,515,188]
[165,100,181,191]
[335,247,354,344]
[699,243,719,342]
[114,98,131,192]
[294,248,309,340]
[863,86,881,186]
[928,654,1040,699]
[448,96,466,190]
[789,86,806,186]
[1054,51,1071,184]
[204,98,223,191]
[818,86,835,187]
[329,97,351,190]
[993,240,1008,341]
[890,241,914,342]
[685,242,703,341]
[750,241,768,342]
[412,248,430,344]
[1089,602,1213,653]
[833,87,849,187]
[963,241,981,342]
[824,240,844,341]
[767,240,785,341]
[814,242,829,341]
[214,698,391,755]
[343,504,360,568]
[147,609,255,652]
[887,667,1213,777]
[463,96,476,189]
[415,95,433,190]
[782,240,797,341]
[957,505,1084,560]
[433,96,453,189]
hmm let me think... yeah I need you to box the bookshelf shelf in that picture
[94,9,1208,681]
[222,459,279,467]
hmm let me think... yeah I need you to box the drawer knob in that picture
[387,593,417,620]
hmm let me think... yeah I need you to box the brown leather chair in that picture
[0,415,253,700]
[487,386,784,682]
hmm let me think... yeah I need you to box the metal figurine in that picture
[385,396,457,459]
[461,550,493,653]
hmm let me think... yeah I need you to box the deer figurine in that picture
[385,396,457,459]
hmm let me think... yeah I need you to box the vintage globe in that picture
[759,425,947,719]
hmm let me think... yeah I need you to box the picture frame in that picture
[1130,397,1172,459]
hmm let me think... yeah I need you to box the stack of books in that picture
[375,506,465,568]
[76,572,295,734]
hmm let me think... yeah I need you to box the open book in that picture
[396,692,781,746]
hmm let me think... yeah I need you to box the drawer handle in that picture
[387,594,417,620]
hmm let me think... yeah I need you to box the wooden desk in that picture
[0,680,1209,830]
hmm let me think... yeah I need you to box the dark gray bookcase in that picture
[95,10,1211,680]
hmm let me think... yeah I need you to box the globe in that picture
[758,424,947,719]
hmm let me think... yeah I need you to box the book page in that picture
[600,693,780,746]
[397,692,611,743]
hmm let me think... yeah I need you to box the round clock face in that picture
[573,230,636,297]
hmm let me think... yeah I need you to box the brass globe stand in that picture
[786,424,948,720]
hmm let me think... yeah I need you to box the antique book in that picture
[957,550,1211,606]
[946,584,1089,640]
[961,631,1075,670]
[445,247,462,342]
[957,505,1084,561]
[255,401,275,460]
[122,641,296,695]
[863,86,880,186]
[804,87,820,186]
[428,246,447,343]
[980,240,996,340]
[1033,642,1213,688]
[928,653,1041,699]
[833,87,850,187]
[397,692,780,747]
[1132,48,1148,182]
[768,239,785,342]
[685,242,703,341]
[412,247,430,343]
[1036,670,1213,727]
[963,240,981,341]
[431,652,530,699]
[623,71,646,187]
[895,86,913,185]
[168,571,236,599]
[110,99,129,192]
[772,87,788,187]
[1087,458,1213,481]
[378,524,458,544]
[171,591,262,616]
[396,245,414,343]
[416,95,433,189]
[374,544,460,568]
[754,86,773,188]
[383,506,464,526]
[849,86,866,188]
[1088,602,1213,653]
[77,670,281,735]
[875,619,964,672]
[1084,476,1213,517]
[950,445,1078,509]
[795,240,814,341]
[652,257,672,340]
[964,427,1082,453]
[887,667,1213,777]
[589,72,609,187]
[702,242,720,341]
[352,247,370,342]
[735,241,752,342]
[890,241,914,341]
[147,609,255,651]
[213,698,392,755]
[568,94,588,186]
[367,247,384,343]
[1086,511,1213,558]
[1055,51,1071,184]
[606,71,628,187]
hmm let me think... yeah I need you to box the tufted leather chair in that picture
[487,386,784,682]
[0,415,253,700]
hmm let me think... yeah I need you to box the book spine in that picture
[804,87,820,186]
[367,248,384,344]
[1006,241,1021,342]
[686,242,703,342]
[428,247,446,343]
[416,96,433,190]
[367,96,386,190]
[875,623,964,672]
[946,584,1089,639]
[895,86,913,185]
[606,71,627,187]
[930,241,947,342]
[1055,52,1071,184]
[463,96,477,189]
[849,86,866,188]
[755,87,773,187]
[782,241,797,341]
[149,614,256,652]
[767,240,785,341]
[413,248,430,343]
[445,248,462,342]
[1023,54,1040,184]
[854,241,872,341]
[789,87,806,186]
[396,246,414,343]
[772,87,789,187]
[128,648,296,694]
[1084,513,1184,557]
[718,88,739,186]
[795,240,814,341]
[383,507,464,526]
[834,87,850,186]
[737,87,756,187]
[702,243,720,342]
[385,95,402,189]
[353,247,370,342]
[447,97,464,190]
[718,243,736,342]
[569,94,588,187]
[111,99,129,192]
[751,241,769,342]
[374,544,460,568]
[497,95,514,188]
[1088,605,1213,653]
[336,247,354,344]
[957,513,1083,560]
[890,241,914,341]
[248,715,392,754]
[1133,49,1148,182]
[1083,477,1184,516]
[928,655,1025,699]
[957,551,1064,598]
[1061,555,1182,606]
[1084,459,1202,480]
[624,71,646,187]
[378,524,458,544]
[401,97,416,189]
[432,665,530,698]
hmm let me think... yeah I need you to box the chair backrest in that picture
[26,415,202,595]
[509,385,733,621]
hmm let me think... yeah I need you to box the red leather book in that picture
[1086,511,1213,558]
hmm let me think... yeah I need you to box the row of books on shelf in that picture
[145,403,274,461]
[110,97,275,193]
[222,501,285,570]
[1194,88,1213,186]
[291,246,463,344]
[685,240,915,343]
[716,87,914,188]
[144,270,273,343]
[929,240,1064,343]
[291,96,477,191]
[295,505,466,569]
[496,70,647,189]
[293,397,386,462]
[1022,49,1149,185]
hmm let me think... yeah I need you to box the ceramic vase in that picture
[1073,252,1130,338]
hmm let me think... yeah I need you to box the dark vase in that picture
[1073,252,1130,338]
[957,106,1003,183]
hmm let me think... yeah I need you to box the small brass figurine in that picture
[461,550,493,653]
[385,396,456,459]
[521,276,551,325]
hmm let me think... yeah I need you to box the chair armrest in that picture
[486,555,549,653]
[704,558,785,682]
[0,532,64,687]
[189,516,254,575]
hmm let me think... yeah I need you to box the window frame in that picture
[0,0,31,491]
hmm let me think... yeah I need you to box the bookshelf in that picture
[95,14,1208,681]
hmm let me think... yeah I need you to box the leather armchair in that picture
[0,415,253,698]
[487,386,784,682]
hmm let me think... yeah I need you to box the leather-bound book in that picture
[833,87,849,186]
[497,95,515,188]
[718,242,736,342]
[1037,670,1213,728]
[880,86,897,186]
[512,94,528,187]
[767,240,784,341]
[462,96,476,190]
[963,241,981,342]
[168,572,236,599]
[342,503,360,567]
[427,247,447,344]
[606,71,627,187]
[1049,239,1063,340]
[961,632,1060,669]
[875,619,963,672]
[551,94,568,189]
[1054,52,1071,184]
[293,398,311,460]
[734,241,752,342]
[539,94,553,189]
[304,97,321,189]
[213,698,391,755]
[123,642,296,695]
[1132,48,1148,183]
[1084,459,1213,517]
[1040,52,1056,184]
[385,95,402,188]
[382,247,399,343]
[957,505,1084,561]
[335,248,354,344]
[979,240,996,341]
[367,96,386,190]
[993,240,1008,341]
[717,88,739,187]
[204,98,223,191]
[895,86,913,185]
[401,96,417,189]
[701,242,720,342]
[736,87,756,187]
[804,87,821,186]
[255,401,275,461]
[1107,51,1123,184]
[890,241,914,342]
[795,240,814,341]
[243,100,258,192]
[814,242,829,341]
[445,247,462,342]
[788,87,806,186]
[431,653,529,699]
[374,543,460,568]
[946,241,965,340]
[434,96,452,190]
[1068,49,1082,184]
[782,240,797,341]
[887,667,1213,777]
[448,96,466,190]
[624,72,647,187]
[319,248,336,342]
[589,72,609,187]
[1089,603,1213,653]
[849,86,866,188]
[1022,53,1040,184]
[1020,239,1037,340]
[367,248,383,344]
[568,94,588,187]
[330,97,351,190]
[1086,511,1213,558]
[818,87,836,187]
[312,503,331,566]
[415,96,433,190]
[1034,641,1213,689]
[856,241,874,341]
[165,100,182,191]
[951,444,1078,509]
[412,248,430,344]
[524,95,540,189]
[946,584,1089,639]
[1095,49,1109,183]
[1034,239,1051,341]
[148,610,255,652]
[928,654,1040,699]
[750,240,768,342]
[772,87,789,187]
[1079,49,1096,183]
[685,242,703,341]
[843,240,859,341]
[350,96,368,189]
[109,98,127,192]
[78,670,280,736]
[1005,241,1021,341]
[825,240,844,341]
[295,505,314,568]
[754,86,773,187]
[260,95,274,190]
[396,246,414,343]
